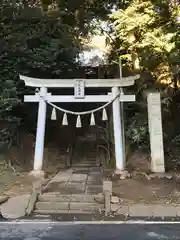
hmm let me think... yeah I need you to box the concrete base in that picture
[114,170,130,179]
[28,170,45,180]
[28,170,45,194]
[151,162,165,173]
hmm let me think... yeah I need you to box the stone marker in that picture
[1,194,30,219]
[147,93,165,173]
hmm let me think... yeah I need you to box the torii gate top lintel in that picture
[19,74,139,88]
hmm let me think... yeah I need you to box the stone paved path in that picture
[44,167,110,194]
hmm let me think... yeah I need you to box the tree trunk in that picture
[128,31,140,70]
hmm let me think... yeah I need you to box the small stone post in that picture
[147,93,165,173]
[103,180,112,216]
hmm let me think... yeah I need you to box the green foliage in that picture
[18,19,80,78]
[0,0,125,149]
[126,112,149,146]
[110,0,180,75]
[0,1,81,149]
[109,0,180,151]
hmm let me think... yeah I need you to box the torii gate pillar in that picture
[34,87,47,172]
[28,87,47,186]
[112,87,124,171]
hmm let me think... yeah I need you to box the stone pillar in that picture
[147,93,165,173]
[112,87,124,171]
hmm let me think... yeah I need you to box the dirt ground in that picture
[0,168,60,198]
[1,169,180,207]
[112,176,180,205]
[110,149,180,205]
[0,142,66,198]
[0,161,63,198]
[1,146,180,207]
[0,170,32,197]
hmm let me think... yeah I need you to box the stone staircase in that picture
[29,127,112,217]
[72,149,98,167]
[29,168,110,216]
[72,133,99,167]
[33,193,104,214]
[70,126,111,168]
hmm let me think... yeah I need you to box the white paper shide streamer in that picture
[51,107,57,120]
[62,113,68,125]
[51,106,108,127]
[102,108,108,121]
[90,113,95,126]
[76,115,82,128]
[47,88,120,127]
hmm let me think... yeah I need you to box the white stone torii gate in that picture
[20,74,139,176]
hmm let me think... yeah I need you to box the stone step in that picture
[35,193,104,214]
[82,158,97,161]
[69,202,103,211]
[72,163,98,167]
[84,152,97,155]
[77,137,96,142]
[35,202,104,213]
[35,202,69,211]
[73,163,97,166]
[34,209,69,214]
[33,209,101,215]
[75,157,97,160]
[75,151,97,155]
[38,193,104,203]
[74,159,97,163]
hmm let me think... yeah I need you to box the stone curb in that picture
[111,203,180,217]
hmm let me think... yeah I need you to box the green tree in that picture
[0,0,126,149]
[0,1,80,148]
[109,0,180,147]
[110,0,179,76]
